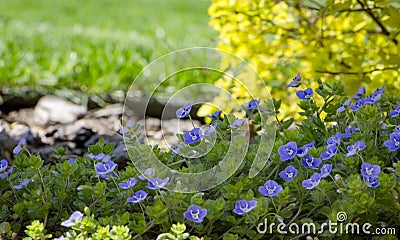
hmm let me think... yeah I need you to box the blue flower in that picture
[13,138,27,156]
[0,159,8,173]
[258,180,283,197]
[327,133,341,145]
[233,200,258,215]
[0,166,13,180]
[296,88,313,100]
[320,144,338,160]
[296,141,315,157]
[396,126,400,132]
[340,125,358,138]
[361,162,380,178]
[301,154,322,169]
[230,119,248,128]
[61,211,84,227]
[68,158,75,165]
[247,99,260,110]
[384,131,400,151]
[350,99,365,112]
[171,144,185,156]
[176,103,192,118]
[365,86,385,105]
[320,164,332,178]
[208,110,222,119]
[183,128,202,145]
[390,104,400,118]
[120,120,134,135]
[278,142,297,161]
[279,165,298,182]
[127,190,148,203]
[118,178,137,189]
[95,161,117,179]
[337,99,352,113]
[184,204,207,223]
[138,168,155,180]
[14,178,31,190]
[87,153,101,159]
[146,177,170,190]
[345,141,366,157]
[352,86,365,99]
[363,176,380,188]
[302,173,321,190]
[203,121,218,137]
[287,73,301,88]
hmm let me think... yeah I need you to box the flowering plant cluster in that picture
[0,77,399,239]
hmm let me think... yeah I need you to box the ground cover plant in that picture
[0,77,399,239]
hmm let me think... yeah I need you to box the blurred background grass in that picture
[0,0,217,104]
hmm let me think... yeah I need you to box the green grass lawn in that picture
[0,0,217,101]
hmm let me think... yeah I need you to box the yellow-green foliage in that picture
[204,0,399,116]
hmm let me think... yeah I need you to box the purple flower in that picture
[287,73,301,88]
[296,141,315,157]
[0,166,14,180]
[183,128,202,145]
[327,133,341,145]
[203,121,218,137]
[363,175,380,188]
[208,110,222,119]
[118,178,137,189]
[302,173,321,190]
[320,164,332,178]
[12,138,26,156]
[230,119,248,128]
[336,99,352,113]
[120,120,134,135]
[146,177,169,190]
[350,99,365,112]
[396,125,400,132]
[171,144,185,156]
[390,104,400,118]
[127,190,148,203]
[345,141,366,157]
[340,125,358,139]
[61,211,84,227]
[361,162,380,178]
[296,88,313,100]
[364,86,384,105]
[301,154,322,169]
[176,103,192,118]
[278,142,297,161]
[233,200,258,215]
[279,165,298,182]
[184,204,207,223]
[320,144,338,160]
[87,153,106,161]
[68,158,75,165]
[138,168,155,180]
[352,86,365,100]
[258,180,283,197]
[95,161,117,179]
[247,99,260,110]
[384,131,400,151]
[14,178,31,190]
[0,159,8,173]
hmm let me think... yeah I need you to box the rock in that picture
[91,103,123,118]
[33,95,87,126]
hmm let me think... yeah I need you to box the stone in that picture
[33,95,87,126]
